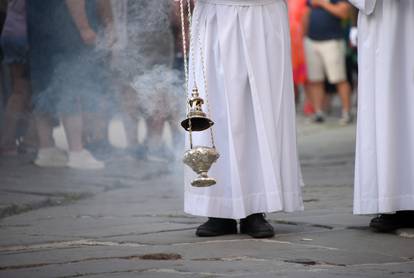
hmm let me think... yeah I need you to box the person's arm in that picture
[310,0,351,20]
[302,7,311,37]
[65,0,96,45]
[97,0,115,48]
[97,0,113,28]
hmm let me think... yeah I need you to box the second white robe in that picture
[351,0,414,214]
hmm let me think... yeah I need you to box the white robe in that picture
[350,0,414,214]
[184,0,304,219]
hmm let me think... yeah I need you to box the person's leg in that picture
[1,64,29,152]
[302,83,315,116]
[307,81,326,122]
[308,81,325,113]
[123,113,138,147]
[303,38,326,122]
[34,113,68,167]
[322,39,352,124]
[35,113,55,149]
[82,110,111,154]
[120,85,139,147]
[337,80,352,113]
[20,115,38,152]
[336,80,353,125]
[63,112,105,169]
[146,116,164,149]
[62,114,83,152]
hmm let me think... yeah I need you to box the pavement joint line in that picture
[344,260,414,268]
[0,239,148,252]
[0,254,182,272]
[191,256,269,262]
[283,258,347,267]
[95,227,197,239]
[170,238,340,251]
[56,268,240,278]
[57,267,307,278]
[138,268,238,277]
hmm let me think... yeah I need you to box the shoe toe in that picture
[240,214,275,238]
[369,215,401,233]
[195,218,237,237]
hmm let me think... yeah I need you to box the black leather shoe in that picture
[240,213,275,238]
[369,211,414,233]
[196,218,238,237]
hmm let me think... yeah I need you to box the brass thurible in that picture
[181,88,219,188]
[183,145,219,187]
[179,0,219,187]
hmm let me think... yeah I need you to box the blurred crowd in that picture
[0,0,192,169]
[0,0,357,170]
[288,0,358,124]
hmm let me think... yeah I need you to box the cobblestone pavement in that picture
[0,116,413,278]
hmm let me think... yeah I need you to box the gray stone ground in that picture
[0,115,413,278]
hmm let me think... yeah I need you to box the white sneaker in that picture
[34,147,68,167]
[313,111,325,123]
[339,111,353,126]
[67,149,105,170]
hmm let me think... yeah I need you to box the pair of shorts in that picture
[304,38,347,84]
[1,36,28,64]
[30,48,112,116]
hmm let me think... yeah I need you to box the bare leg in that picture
[62,114,83,152]
[83,111,109,146]
[63,112,105,169]
[123,113,138,147]
[120,85,139,147]
[1,64,29,149]
[307,81,325,113]
[35,113,55,149]
[303,83,315,116]
[336,80,352,113]
[22,116,38,149]
[146,116,164,149]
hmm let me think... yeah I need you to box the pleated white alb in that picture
[351,0,414,214]
[184,0,304,219]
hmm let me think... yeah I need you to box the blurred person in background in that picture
[287,0,314,116]
[303,0,353,125]
[0,0,37,155]
[0,0,7,136]
[320,9,358,116]
[26,0,113,169]
[111,0,178,162]
[170,0,193,72]
[168,0,193,153]
[350,0,414,232]
[81,0,116,160]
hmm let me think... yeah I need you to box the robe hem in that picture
[354,195,414,215]
[185,191,303,219]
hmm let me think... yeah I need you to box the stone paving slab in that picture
[1,118,414,277]
[1,242,412,278]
